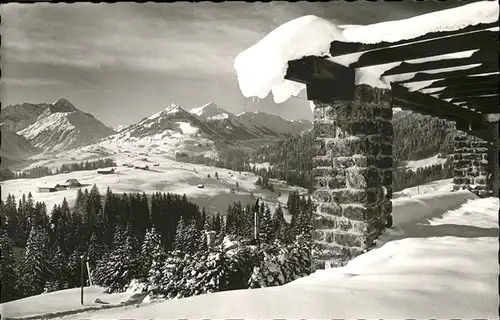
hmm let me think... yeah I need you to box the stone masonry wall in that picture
[311,85,393,270]
[453,131,491,197]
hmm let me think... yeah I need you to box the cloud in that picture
[1,1,473,124]
[1,2,302,76]
[1,78,66,86]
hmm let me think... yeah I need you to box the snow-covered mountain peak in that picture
[51,98,76,113]
[164,103,184,114]
[148,103,187,121]
[190,102,233,120]
[111,124,128,133]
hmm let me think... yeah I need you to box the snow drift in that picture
[23,190,498,320]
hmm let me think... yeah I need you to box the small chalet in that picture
[37,186,56,193]
[97,168,115,174]
[54,184,67,191]
[66,179,82,188]
[134,165,150,171]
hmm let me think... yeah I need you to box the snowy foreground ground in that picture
[2,186,497,319]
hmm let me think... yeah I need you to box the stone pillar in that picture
[452,132,491,197]
[311,84,393,270]
[486,117,499,198]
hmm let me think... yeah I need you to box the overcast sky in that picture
[0,1,476,126]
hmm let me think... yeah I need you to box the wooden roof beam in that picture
[393,100,462,122]
[450,95,499,105]
[466,104,500,114]
[351,30,498,68]
[435,87,499,99]
[329,22,498,56]
[382,50,498,76]
[285,56,352,84]
[285,56,356,102]
[394,66,499,84]
[391,83,483,124]
[421,74,499,89]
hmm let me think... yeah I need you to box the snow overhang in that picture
[234,1,499,107]
[233,1,499,135]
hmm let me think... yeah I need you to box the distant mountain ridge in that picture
[1,99,115,160]
[1,99,311,168]
[0,124,40,167]
[189,102,311,140]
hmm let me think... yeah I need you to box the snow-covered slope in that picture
[0,124,40,166]
[235,111,310,138]
[0,286,134,319]
[31,102,311,167]
[0,100,71,132]
[0,154,303,220]
[190,102,311,140]
[69,103,220,160]
[18,113,114,153]
[3,99,115,153]
[22,192,497,319]
[110,124,128,133]
[190,102,232,120]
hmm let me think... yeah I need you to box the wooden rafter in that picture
[285,56,356,102]
[421,74,499,89]
[464,104,500,114]
[285,56,351,84]
[450,95,499,105]
[436,87,499,99]
[391,83,483,123]
[351,30,498,68]
[382,50,498,76]
[329,22,498,56]
[394,65,499,84]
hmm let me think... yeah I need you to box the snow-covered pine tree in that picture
[248,248,285,289]
[102,187,118,247]
[173,217,186,253]
[16,226,52,297]
[272,203,287,242]
[141,227,166,281]
[184,219,201,254]
[158,250,191,299]
[94,225,142,292]
[3,195,19,246]
[259,204,274,244]
[45,245,69,292]
[87,231,105,271]
[67,250,82,288]
[0,230,18,302]
[58,198,73,254]
[184,249,231,296]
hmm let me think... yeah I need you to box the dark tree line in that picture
[0,158,117,181]
[393,158,453,193]
[392,110,455,164]
[0,187,314,303]
[246,110,456,192]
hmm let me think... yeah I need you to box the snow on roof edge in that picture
[233,1,499,104]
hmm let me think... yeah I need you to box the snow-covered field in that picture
[36,191,497,319]
[1,157,306,217]
[394,178,453,198]
[0,286,133,319]
[401,154,449,172]
[2,187,497,319]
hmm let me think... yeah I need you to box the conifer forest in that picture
[0,186,314,303]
